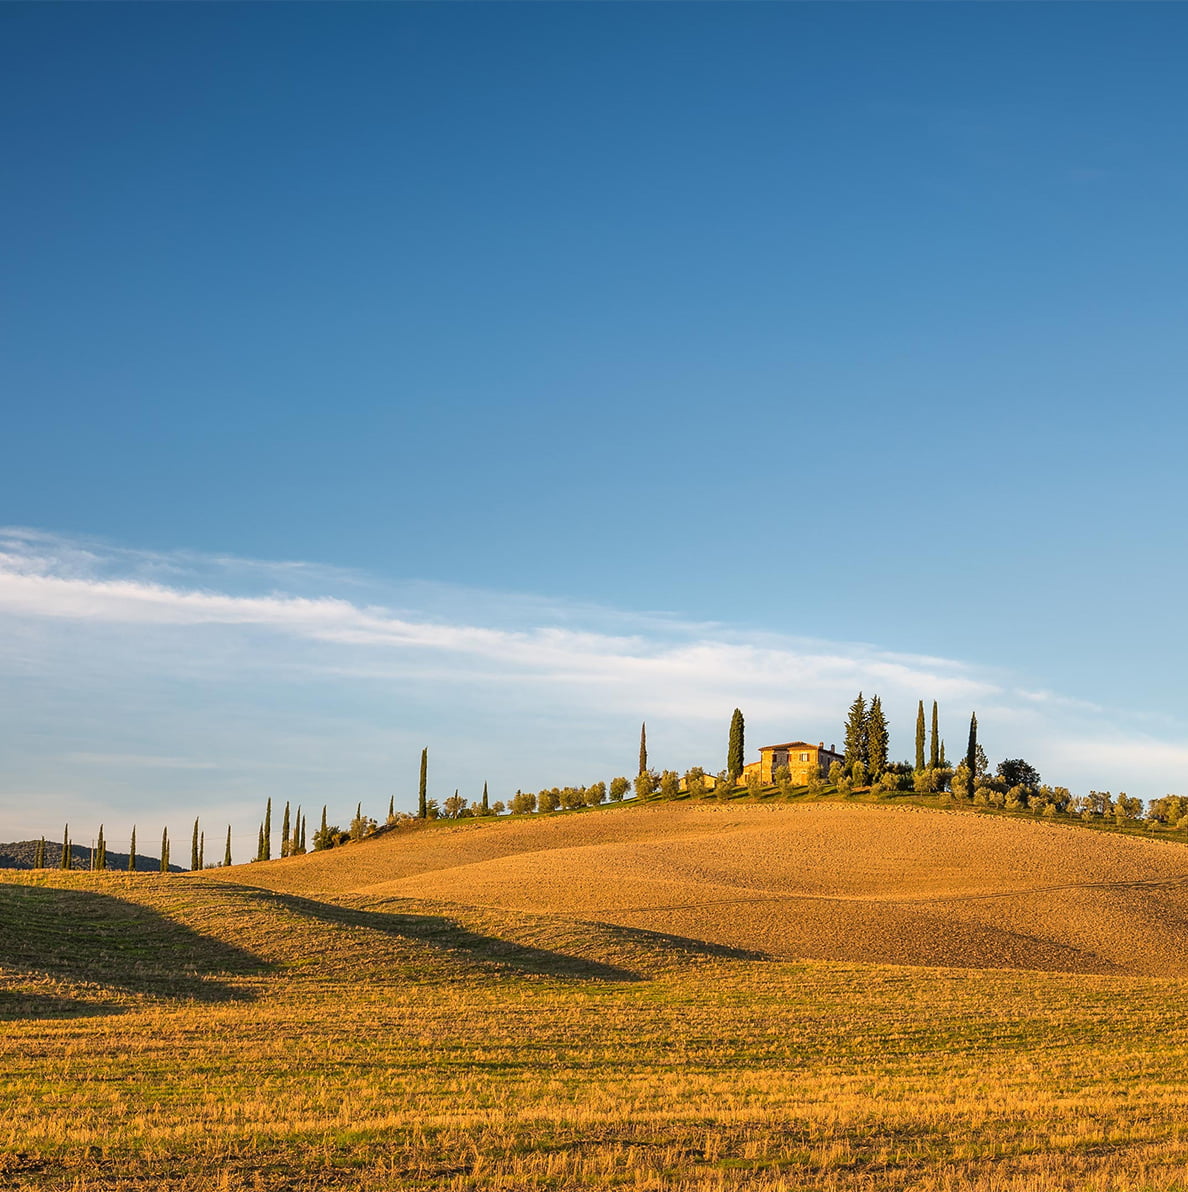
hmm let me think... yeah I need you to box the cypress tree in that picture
[481,782,489,814]
[191,818,200,871]
[867,696,889,778]
[639,723,648,776]
[281,802,291,857]
[843,694,868,774]
[929,701,940,769]
[727,709,745,780]
[299,814,306,852]
[128,826,137,872]
[418,748,428,819]
[915,701,926,772]
[256,824,264,862]
[160,827,170,873]
[940,739,947,767]
[388,795,394,820]
[263,799,272,861]
[223,825,232,867]
[96,825,106,872]
[34,837,45,869]
[199,831,204,869]
[60,825,70,871]
[965,713,978,783]
[316,805,328,850]
[88,842,95,872]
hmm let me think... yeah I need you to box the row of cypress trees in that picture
[843,693,980,784]
[29,822,175,872]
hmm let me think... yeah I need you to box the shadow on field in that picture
[0,989,125,1021]
[259,890,650,981]
[0,884,264,1009]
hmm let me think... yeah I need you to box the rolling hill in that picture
[208,801,1188,977]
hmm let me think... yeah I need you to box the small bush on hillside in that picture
[312,823,344,850]
[1115,793,1144,823]
[1149,795,1188,825]
[998,758,1042,790]
[635,770,658,800]
[950,762,972,800]
[744,770,765,798]
[609,777,630,802]
[773,765,794,797]
[511,791,537,815]
[683,768,708,798]
[442,794,469,819]
[658,771,681,800]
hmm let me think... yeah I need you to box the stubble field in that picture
[6,800,1188,1190]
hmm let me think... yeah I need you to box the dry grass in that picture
[7,803,1188,1189]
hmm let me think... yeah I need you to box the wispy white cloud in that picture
[0,535,994,714]
[0,527,1183,845]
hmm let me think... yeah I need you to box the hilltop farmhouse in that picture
[743,741,844,786]
[678,738,846,791]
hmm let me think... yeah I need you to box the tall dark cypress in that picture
[96,825,106,872]
[263,799,272,861]
[930,701,940,769]
[867,696,889,778]
[388,795,394,820]
[60,825,70,871]
[256,824,265,862]
[199,831,204,870]
[160,828,170,874]
[129,826,137,872]
[281,802,291,857]
[638,723,648,776]
[727,709,745,780]
[418,748,428,819]
[191,818,200,870]
[316,805,328,850]
[481,782,489,814]
[34,837,45,869]
[223,825,232,867]
[965,712,978,781]
[843,694,867,773]
[299,814,306,852]
[915,701,926,771]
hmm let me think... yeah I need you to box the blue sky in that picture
[2,5,1186,851]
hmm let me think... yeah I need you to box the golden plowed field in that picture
[213,802,1188,976]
